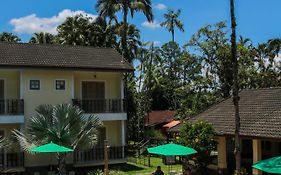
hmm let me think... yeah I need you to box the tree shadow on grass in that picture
[110,163,145,172]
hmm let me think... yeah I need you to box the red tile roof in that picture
[146,110,176,126]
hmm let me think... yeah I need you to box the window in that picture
[30,80,40,90]
[55,80,66,90]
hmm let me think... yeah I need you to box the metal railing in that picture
[72,99,126,113]
[0,152,24,169]
[74,146,127,163]
[0,99,24,115]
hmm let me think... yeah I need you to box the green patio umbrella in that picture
[253,156,281,174]
[31,141,73,153]
[147,143,197,156]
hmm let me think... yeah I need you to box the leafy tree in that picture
[160,9,184,43]
[180,121,217,175]
[13,104,102,175]
[29,32,55,44]
[96,0,153,62]
[187,22,232,97]
[0,32,21,42]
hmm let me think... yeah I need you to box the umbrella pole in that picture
[148,154,151,167]
[104,140,109,175]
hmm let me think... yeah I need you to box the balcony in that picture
[0,99,24,115]
[72,99,126,113]
[74,146,127,165]
[0,152,24,171]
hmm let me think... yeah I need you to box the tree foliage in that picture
[0,32,21,42]
[180,121,217,175]
[13,104,102,174]
[29,32,55,44]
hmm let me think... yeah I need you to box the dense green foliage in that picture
[180,121,217,175]
[0,32,21,42]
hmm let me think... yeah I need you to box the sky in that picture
[0,0,280,46]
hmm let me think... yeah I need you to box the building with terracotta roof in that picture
[170,88,281,175]
[0,42,133,173]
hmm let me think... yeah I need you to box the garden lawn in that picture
[108,156,182,175]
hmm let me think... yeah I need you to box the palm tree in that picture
[0,32,21,42]
[230,0,241,171]
[13,104,102,174]
[29,32,55,44]
[160,9,184,43]
[0,137,10,149]
[96,0,154,62]
[88,16,117,47]
[57,15,90,45]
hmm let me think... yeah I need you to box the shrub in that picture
[180,120,217,175]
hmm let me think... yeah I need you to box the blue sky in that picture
[0,0,280,45]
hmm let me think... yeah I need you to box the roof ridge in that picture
[0,41,115,49]
[241,87,281,91]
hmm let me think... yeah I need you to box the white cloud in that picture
[141,20,161,29]
[10,9,98,34]
[154,3,167,10]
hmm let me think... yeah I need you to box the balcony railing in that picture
[0,99,24,115]
[74,146,127,164]
[0,152,24,169]
[72,99,126,113]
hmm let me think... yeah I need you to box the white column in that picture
[20,70,23,99]
[120,76,124,112]
[71,73,74,99]
[121,120,125,158]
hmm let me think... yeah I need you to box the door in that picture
[0,80,4,114]
[81,81,105,113]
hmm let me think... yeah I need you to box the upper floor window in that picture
[55,80,66,90]
[30,80,40,90]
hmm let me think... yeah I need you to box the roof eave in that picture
[0,65,134,72]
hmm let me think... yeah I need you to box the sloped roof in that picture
[163,120,180,129]
[146,110,176,126]
[0,42,134,71]
[187,88,281,139]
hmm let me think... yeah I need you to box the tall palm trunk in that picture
[230,0,241,171]
[57,153,66,175]
[122,5,129,61]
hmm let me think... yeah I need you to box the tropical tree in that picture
[180,121,217,175]
[96,0,154,62]
[57,15,90,45]
[13,104,102,174]
[0,32,21,42]
[87,16,117,47]
[0,137,9,149]
[230,0,241,171]
[115,23,141,61]
[29,32,55,44]
[160,9,184,43]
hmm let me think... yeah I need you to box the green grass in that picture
[108,156,183,175]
